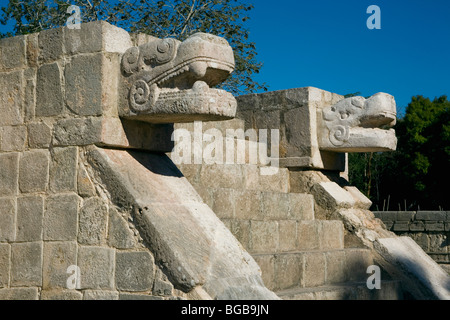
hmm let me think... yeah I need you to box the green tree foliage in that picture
[0,0,266,95]
[349,95,450,210]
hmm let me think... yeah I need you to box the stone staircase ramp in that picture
[172,120,405,300]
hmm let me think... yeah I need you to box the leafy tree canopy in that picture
[0,0,267,95]
[349,95,450,211]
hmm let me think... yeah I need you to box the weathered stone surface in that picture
[243,165,290,193]
[107,207,136,249]
[0,197,16,241]
[375,237,450,300]
[410,221,425,231]
[24,78,36,122]
[297,221,320,251]
[0,287,38,300]
[28,122,52,148]
[65,54,102,116]
[101,118,175,152]
[0,71,23,126]
[42,241,77,289]
[426,222,445,232]
[26,33,39,68]
[119,293,163,300]
[36,63,63,116]
[0,153,18,196]
[199,164,243,189]
[38,28,64,63]
[416,211,447,221]
[0,36,26,70]
[344,249,373,282]
[397,211,415,221]
[152,279,173,297]
[1,126,27,151]
[19,150,49,193]
[429,234,447,254]
[44,194,79,241]
[0,244,10,288]
[65,21,132,55]
[227,219,251,250]
[288,193,315,220]
[321,220,344,250]
[312,181,355,210]
[278,220,297,252]
[212,188,235,219]
[261,192,289,220]
[65,22,103,55]
[41,289,83,300]
[11,242,42,287]
[78,246,115,290]
[273,253,303,291]
[77,161,97,198]
[16,196,44,241]
[235,190,262,220]
[53,117,102,146]
[303,252,326,287]
[324,250,347,284]
[252,254,276,290]
[50,147,78,192]
[152,269,174,296]
[78,197,108,245]
[393,221,409,232]
[250,220,279,254]
[83,290,119,300]
[344,186,372,210]
[115,251,155,292]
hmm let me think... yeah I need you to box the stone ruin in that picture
[0,21,448,300]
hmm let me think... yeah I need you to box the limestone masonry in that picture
[0,21,448,300]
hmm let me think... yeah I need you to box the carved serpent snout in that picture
[320,93,397,151]
[119,32,237,123]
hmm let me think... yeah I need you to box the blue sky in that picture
[247,0,450,114]
[0,0,449,114]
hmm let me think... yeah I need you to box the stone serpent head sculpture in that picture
[319,92,397,152]
[120,32,236,123]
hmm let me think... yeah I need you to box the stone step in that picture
[222,219,344,255]
[252,248,374,292]
[175,118,246,135]
[169,134,273,167]
[172,119,276,168]
[177,164,292,201]
[276,280,403,300]
[203,188,315,221]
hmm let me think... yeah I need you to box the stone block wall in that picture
[374,211,450,265]
[0,148,178,300]
[0,22,180,300]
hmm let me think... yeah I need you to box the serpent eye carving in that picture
[340,112,350,120]
[142,38,177,66]
[122,47,140,75]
